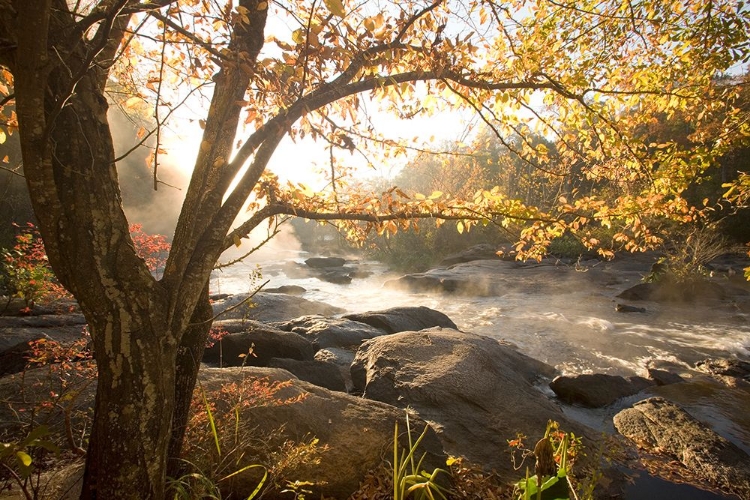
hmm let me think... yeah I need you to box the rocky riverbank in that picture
[1,250,749,498]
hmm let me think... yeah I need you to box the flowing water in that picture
[211,249,750,497]
[212,250,750,378]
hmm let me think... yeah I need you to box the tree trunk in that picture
[167,286,213,479]
[81,307,177,500]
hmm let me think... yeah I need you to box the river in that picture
[210,247,750,497]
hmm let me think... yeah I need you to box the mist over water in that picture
[213,240,750,380]
[212,230,750,459]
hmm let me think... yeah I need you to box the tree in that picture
[0,0,747,497]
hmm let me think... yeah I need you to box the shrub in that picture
[0,222,69,312]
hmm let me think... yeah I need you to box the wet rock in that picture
[647,368,686,386]
[264,285,306,295]
[350,328,582,480]
[204,320,315,367]
[695,358,750,385]
[304,256,346,268]
[318,268,352,284]
[267,358,346,392]
[212,292,344,323]
[614,397,750,498]
[615,303,646,313]
[549,373,654,408]
[272,315,386,349]
[344,306,457,334]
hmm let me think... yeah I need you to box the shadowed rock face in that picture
[203,320,315,367]
[614,397,750,499]
[549,373,654,408]
[0,366,446,500]
[350,328,590,480]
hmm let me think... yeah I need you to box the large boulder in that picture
[549,373,654,408]
[0,366,446,500]
[350,328,586,479]
[211,292,344,323]
[343,306,457,334]
[272,315,386,349]
[614,397,750,498]
[204,320,315,367]
[197,367,448,499]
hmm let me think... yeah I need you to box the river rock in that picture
[615,303,646,313]
[304,256,346,268]
[613,397,750,498]
[695,358,750,386]
[204,320,315,367]
[646,368,686,386]
[200,367,447,499]
[350,328,585,479]
[314,347,357,391]
[267,358,346,392]
[344,306,457,334]
[549,373,654,408]
[212,292,344,323]
[263,285,306,295]
[272,315,386,349]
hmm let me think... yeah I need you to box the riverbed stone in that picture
[614,397,750,498]
[212,292,344,323]
[549,373,654,408]
[272,315,386,348]
[204,320,315,367]
[304,256,346,268]
[343,306,457,334]
[350,328,584,480]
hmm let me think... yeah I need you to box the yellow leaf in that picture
[456,221,464,234]
[414,193,426,200]
[16,451,31,467]
[124,96,142,109]
[257,1,268,9]
[233,234,242,247]
[429,190,443,200]
[324,0,346,17]
[0,129,5,144]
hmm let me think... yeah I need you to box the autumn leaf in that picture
[324,0,345,18]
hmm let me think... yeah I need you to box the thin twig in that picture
[188,279,270,327]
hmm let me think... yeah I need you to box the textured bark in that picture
[167,286,213,479]
[0,1,271,498]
